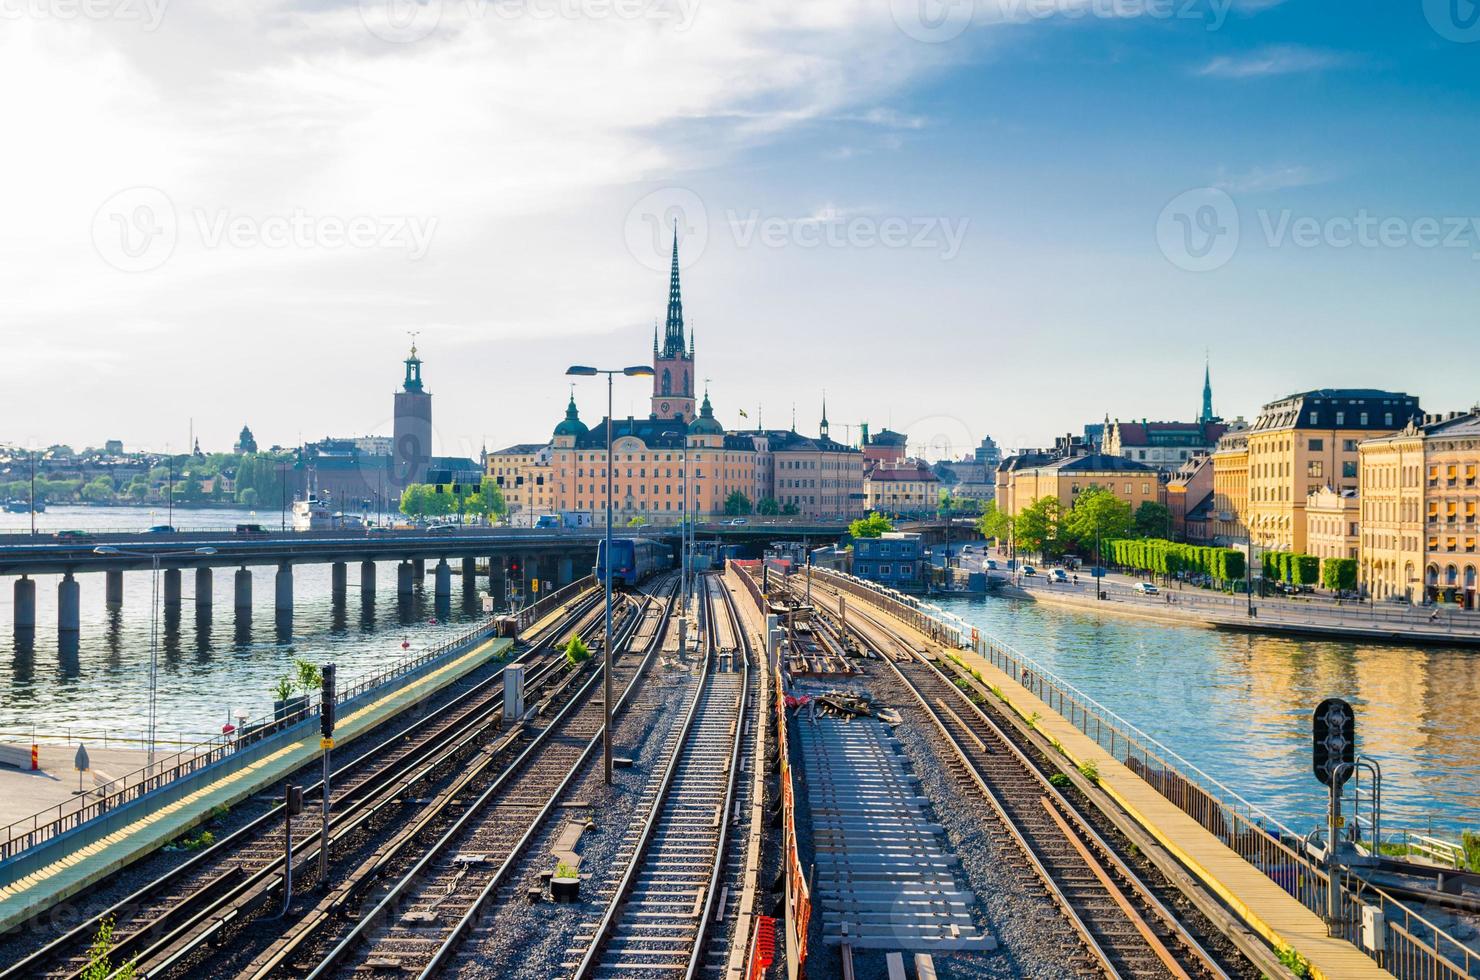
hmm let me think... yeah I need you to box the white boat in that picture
[291,497,334,531]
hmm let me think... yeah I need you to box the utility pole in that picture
[318,664,336,885]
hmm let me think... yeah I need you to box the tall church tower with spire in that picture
[651,224,696,423]
[1198,357,1217,424]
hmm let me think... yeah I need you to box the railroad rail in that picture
[0,588,610,980]
[297,573,679,979]
[794,580,1245,980]
[571,573,751,979]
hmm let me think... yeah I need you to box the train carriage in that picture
[595,537,673,588]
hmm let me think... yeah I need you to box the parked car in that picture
[1047,569,1069,583]
[1135,581,1160,595]
[145,524,176,534]
[985,560,999,570]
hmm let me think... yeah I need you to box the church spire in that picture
[820,392,830,439]
[663,222,686,358]
[1199,354,1214,423]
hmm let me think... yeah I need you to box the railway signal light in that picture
[320,663,337,740]
[1312,697,1355,788]
[285,784,304,815]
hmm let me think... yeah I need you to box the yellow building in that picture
[551,392,758,524]
[1210,426,1249,545]
[1245,389,1420,553]
[1304,486,1360,561]
[865,461,942,517]
[485,443,553,522]
[1357,426,1424,602]
[999,450,1161,517]
[1362,411,1480,606]
[760,423,866,520]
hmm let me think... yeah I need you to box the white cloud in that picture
[1214,164,1326,194]
[1196,44,1352,79]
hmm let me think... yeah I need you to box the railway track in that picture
[795,581,1240,980]
[570,573,750,980]
[0,588,609,980]
[295,573,679,979]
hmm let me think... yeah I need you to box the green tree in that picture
[462,479,507,523]
[1014,496,1064,559]
[80,475,115,503]
[1133,501,1172,539]
[237,487,259,507]
[977,501,1011,543]
[400,484,428,518]
[723,490,752,516]
[1062,487,1132,551]
[1322,557,1358,592]
[780,502,800,516]
[849,514,894,539]
[756,497,781,516]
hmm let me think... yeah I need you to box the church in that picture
[487,232,866,524]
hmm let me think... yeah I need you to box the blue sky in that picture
[2,0,1476,458]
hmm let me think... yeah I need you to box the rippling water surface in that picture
[933,594,1480,839]
[1,506,507,746]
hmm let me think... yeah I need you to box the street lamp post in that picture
[94,545,217,772]
[660,430,691,622]
[567,364,654,785]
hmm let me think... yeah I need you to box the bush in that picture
[1048,773,1072,789]
[1077,760,1100,783]
[1322,557,1358,592]
[564,635,591,666]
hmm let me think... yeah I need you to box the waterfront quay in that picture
[3,560,1473,980]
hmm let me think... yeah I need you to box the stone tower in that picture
[651,225,696,423]
[393,340,433,490]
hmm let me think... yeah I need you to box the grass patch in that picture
[82,917,137,980]
[1048,773,1072,789]
[1275,943,1311,978]
[564,634,591,666]
[1077,760,1100,783]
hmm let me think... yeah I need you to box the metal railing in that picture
[0,608,526,866]
[808,566,1478,980]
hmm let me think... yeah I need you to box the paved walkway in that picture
[0,634,513,934]
[0,743,160,830]
[823,587,1393,980]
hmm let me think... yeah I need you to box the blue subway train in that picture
[595,538,674,588]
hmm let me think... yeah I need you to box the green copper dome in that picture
[689,392,725,436]
[554,394,589,438]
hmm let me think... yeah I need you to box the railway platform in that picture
[0,632,515,936]
[822,582,1394,980]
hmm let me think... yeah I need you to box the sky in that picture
[2,0,1478,461]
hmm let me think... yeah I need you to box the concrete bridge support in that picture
[361,561,377,602]
[195,567,212,608]
[331,562,347,603]
[275,564,293,616]
[105,570,124,610]
[234,568,252,613]
[489,558,507,606]
[397,561,414,599]
[14,576,36,633]
[413,558,425,585]
[163,568,182,609]
[558,557,574,586]
[434,559,451,600]
[461,557,477,592]
[58,573,80,638]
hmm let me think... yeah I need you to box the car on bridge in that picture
[53,530,91,542]
[145,524,176,534]
[1135,581,1160,595]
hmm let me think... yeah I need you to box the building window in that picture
[1308,461,1323,478]
[1343,440,1357,452]
[1336,412,1345,425]
[1309,438,1324,452]
[1310,412,1319,425]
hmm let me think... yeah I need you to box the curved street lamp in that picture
[566,364,654,785]
[94,545,217,771]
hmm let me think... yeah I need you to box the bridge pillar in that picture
[461,556,476,590]
[58,573,80,638]
[275,564,293,615]
[361,561,377,601]
[331,562,347,603]
[413,558,425,585]
[14,576,36,632]
[105,570,124,610]
[397,561,414,598]
[163,568,182,608]
[558,557,574,586]
[234,568,252,612]
[434,559,452,616]
[195,567,213,608]
[525,557,541,597]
